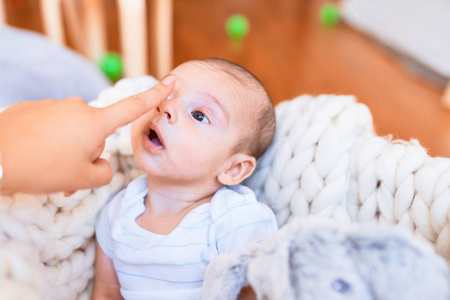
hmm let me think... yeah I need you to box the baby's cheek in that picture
[136,154,152,172]
[175,144,210,168]
[130,130,139,152]
[131,120,146,145]
[130,122,140,139]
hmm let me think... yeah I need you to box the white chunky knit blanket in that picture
[1,76,449,299]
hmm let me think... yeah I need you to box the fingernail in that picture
[162,75,176,86]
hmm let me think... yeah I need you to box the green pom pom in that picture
[320,4,340,30]
[99,52,124,82]
[226,14,250,42]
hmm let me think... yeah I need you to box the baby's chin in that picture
[132,151,152,173]
[133,152,171,179]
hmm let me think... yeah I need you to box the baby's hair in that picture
[197,58,276,160]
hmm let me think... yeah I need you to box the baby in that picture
[93,58,278,299]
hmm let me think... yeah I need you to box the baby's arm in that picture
[92,241,122,300]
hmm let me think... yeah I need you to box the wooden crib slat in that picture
[40,0,65,45]
[62,0,85,55]
[154,0,173,79]
[82,0,107,62]
[0,0,6,24]
[117,0,148,77]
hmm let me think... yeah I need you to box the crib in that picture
[0,0,173,79]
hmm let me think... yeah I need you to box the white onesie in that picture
[95,175,278,300]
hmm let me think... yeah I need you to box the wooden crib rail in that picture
[1,0,173,79]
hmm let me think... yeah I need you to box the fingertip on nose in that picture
[162,75,176,86]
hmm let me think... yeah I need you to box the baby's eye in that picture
[191,111,210,124]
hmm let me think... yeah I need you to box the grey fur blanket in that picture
[202,219,450,300]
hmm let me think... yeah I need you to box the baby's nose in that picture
[156,101,177,123]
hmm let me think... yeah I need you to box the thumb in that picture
[99,76,176,135]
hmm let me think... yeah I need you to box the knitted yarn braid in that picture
[0,76,449,298]
[245,94,450,261]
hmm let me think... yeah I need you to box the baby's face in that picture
[131,61,249,184]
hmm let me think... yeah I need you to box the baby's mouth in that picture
[148,129,164,148]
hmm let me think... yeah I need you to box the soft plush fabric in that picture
[95,175,277,299]
[1,76,450,299]
[202,219,450,300]
[0,26,109,107]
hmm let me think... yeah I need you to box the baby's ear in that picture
[218,154,256,186]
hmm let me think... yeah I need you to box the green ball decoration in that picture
[99,52,124,82]
[320,4,340,30]
[226,14,250,42]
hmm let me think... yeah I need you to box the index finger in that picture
[98,76,176,134]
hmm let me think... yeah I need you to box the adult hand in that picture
[0,76,175,195]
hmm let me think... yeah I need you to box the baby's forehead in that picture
[177,61,235,81]
[173,60,259,112]
[175,61,243,92]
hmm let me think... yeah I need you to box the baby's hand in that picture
[0,76,175,194]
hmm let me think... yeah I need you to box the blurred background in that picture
[1,0,450,157]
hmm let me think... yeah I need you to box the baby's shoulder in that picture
[208,185,278,254]
[102,175,148,215]
[209,185,273,222]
